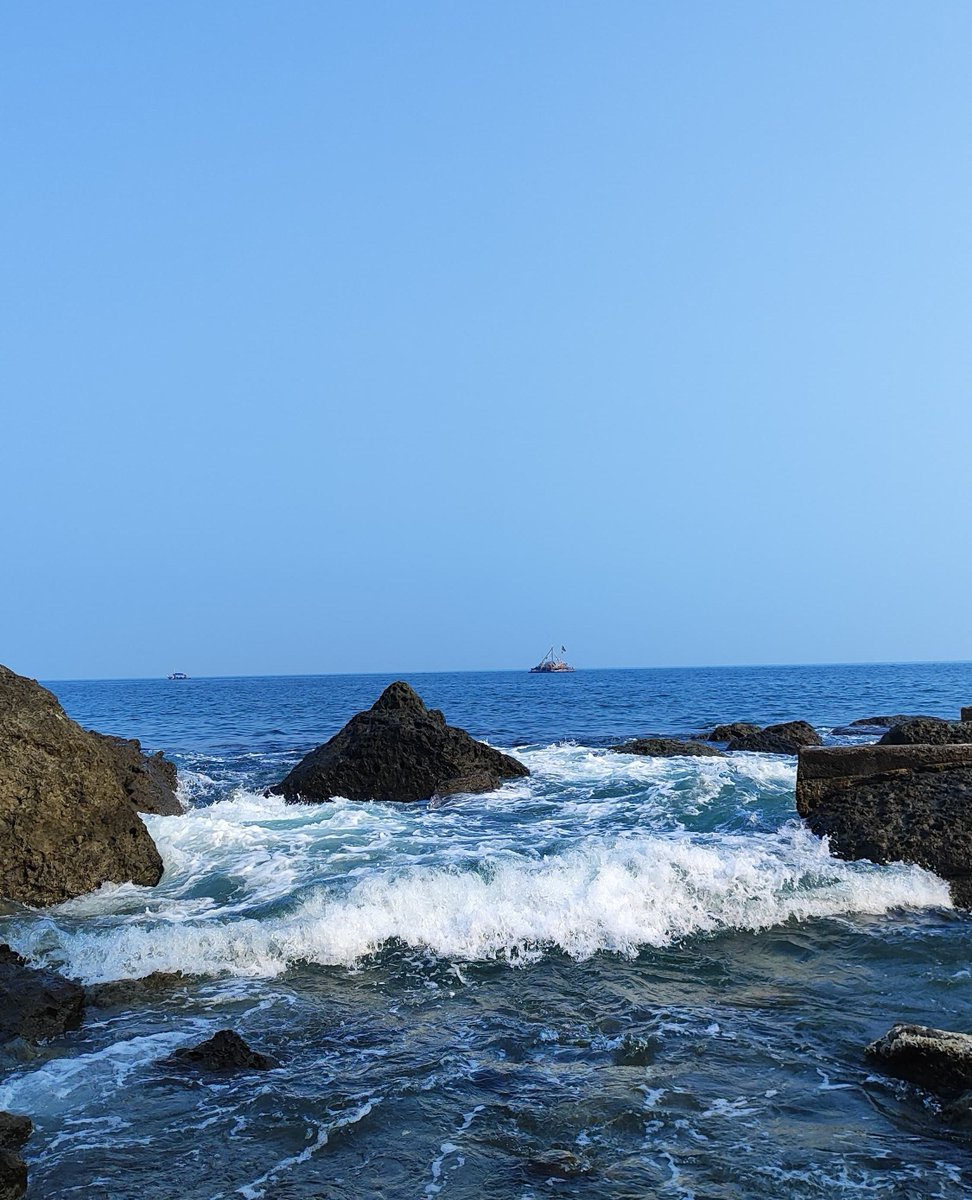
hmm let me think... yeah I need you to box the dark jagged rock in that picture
[866,1024,972,1098]
[725,720,822,755]
[701,722,762,743]
[0,1116,30,1152]
[86,971,194,1009]
[88,733,181,815]
[611,738,725,758]
[0,945,84,1044]
[430,772,503,802]
[830,715,943,736]
[0,664,164,905]
[796,744,972,906]
[165,1029,277,1072]
[0,1149,27,1200]
[878,719,972,747]
[273,681,529,803]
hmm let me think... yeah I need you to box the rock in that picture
[0,664,164,905]
[962,707,972,723]
[88,733,181,815]
[878,719,972,746]
[0,1150,27,1200]
[866,1023,972,1098]
[725,721,822,755]
[830,715,943,736]
[701,722,762,743]
[0,1116,30,1152]
[611,738,726,758]
[0,945,84,1044]
[164,1029,277,1071]
[430,772,503,802]
[86,971,194,1009]
[796,744,972,905]
[525,1150,592,1178]
[273,681,529,803]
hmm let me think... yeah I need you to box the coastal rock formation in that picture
[273,681,529,803]
[0,1112,31,1200]
[830,714,943,736]
[796,744,972,905]
[0,664,165,905]
[701,723,761,743]
[866,1024,972,1097]
[878,719,972,746]
[86,971,194,1009]
[165,1029,277,1071]
[0,945,85,1044]
[611,738,726,758]
[725,720,822,755]
[89,733,181,816]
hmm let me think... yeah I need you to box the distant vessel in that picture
[530,646,575,673]
[167,672,190,680]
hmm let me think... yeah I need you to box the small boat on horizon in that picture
[167,672,190,680]
[529,646,575,673]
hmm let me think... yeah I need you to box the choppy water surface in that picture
[4,664,972,1198]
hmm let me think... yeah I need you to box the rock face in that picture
[701,723,761,743]
[165,1029,277,1071]
[0,664,165,905]
[89,733,181,815]
[611,738,726,758]
[866,1024,972,1097]
[0,1112,30,1200]
[273,681,529,803]
[0,945,85,1044]
[796,744,972,905]
[878,719,972,746]
[725,721,822,754]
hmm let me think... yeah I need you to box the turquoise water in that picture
[2,664,972,1198]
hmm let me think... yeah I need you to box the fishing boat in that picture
[167,672,190,680]
[529,646,574,673]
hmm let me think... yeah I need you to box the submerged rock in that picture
[866,1024,972,1098]
[878,719,972,746]
[0,945,85,1045]
[0,664,165,905]
[796,744,972,906]
[273,681,529,803]
[86,971,195,1009]
[701,722,762,743]
[165,1029,278,1072]
[725,721,822,755]
[611,738,725,758]
[88,732,181,815]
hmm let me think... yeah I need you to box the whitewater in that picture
[3,664,972,1198]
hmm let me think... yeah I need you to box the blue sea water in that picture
[3,663,972,1198]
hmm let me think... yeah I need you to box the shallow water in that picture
[3,664,972,1198]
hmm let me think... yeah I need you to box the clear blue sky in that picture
[3,2,971,679]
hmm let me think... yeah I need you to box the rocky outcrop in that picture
[273,681,529,803]
[611,738,726,758]
[701,723,761,743]
[164,1029,277,1071]
[86,971,193,1009]
[89,733,181,815]
[0,664,165,905]
[0,945,84,1044]
[796,744,972,905]
[878,719,972,746]
[866,1024,972,1098]
[0,1112,31,1200]
[725,721,822,755]
[830,714,943,736]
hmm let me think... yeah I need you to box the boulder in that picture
[725,720,822,755]
[0,1150,27,1200]
[0,945,85,1044]
[830,715,943,736]
[0,1116,31,1152]
[88,733,181,815]
[86,971,193,1009]
[0,664,164,905]
[611,738,725,758]
[796,744,972,905]
[164,1029,277,1072]
[866,1024,972,1098]
[700,723,761,743]
[878,719,972,746]
[273,681,529,803]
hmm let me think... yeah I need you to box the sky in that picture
[3,2,972,679]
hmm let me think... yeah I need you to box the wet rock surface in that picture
[725,720,822,755]
[878,719,972,746]
[699,722,761,743]
[611,738,725,758]
[273,681,529,803]
[88,733,181,815]
[0,945,85,1045]
[0,664,164,905]
[164,1029,278,1072]
[796,744,972,906]
[85,971,195,1009]
[866,1024,972,1098]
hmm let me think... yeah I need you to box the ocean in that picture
[2,663,972,1199]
